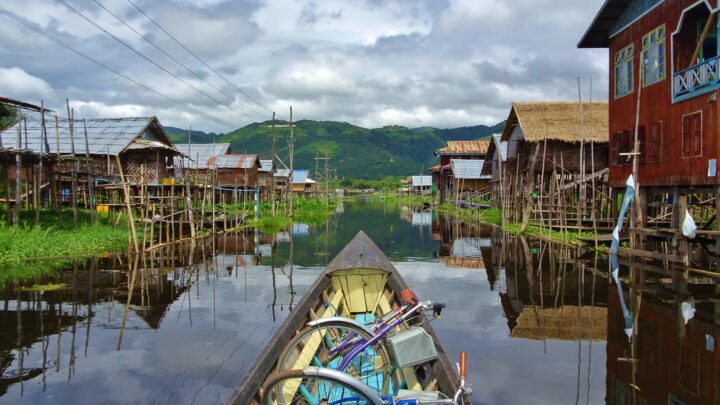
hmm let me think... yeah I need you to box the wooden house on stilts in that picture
[580,0,720,263]
[499,102,610,231]
[0,116,182,210]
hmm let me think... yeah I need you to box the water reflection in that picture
[0,200,717,404]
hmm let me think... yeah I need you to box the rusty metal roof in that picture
[437,140,490,155]
[176,143,231,169]
[207,154,258,169]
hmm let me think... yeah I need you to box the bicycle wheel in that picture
[276,321,398,397]
[261,367,383,405]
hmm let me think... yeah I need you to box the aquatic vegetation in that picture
[503,223,598,247]
[0,209,129,267]
[21,282,68,292]
[434,203,502,225]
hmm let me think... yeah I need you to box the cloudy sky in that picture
[0,0,607,133]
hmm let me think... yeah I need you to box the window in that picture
[682,112,702,157]
[615,44,634,98]
[645,122,662,162]
[698,17,718,63]
[642,25,666,86]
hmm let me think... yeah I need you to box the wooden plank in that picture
[346,274,368,313]
[616,247,685,263]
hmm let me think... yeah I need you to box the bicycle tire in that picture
[276,320,398,397]
[261,367,383,405]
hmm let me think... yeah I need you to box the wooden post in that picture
[520,143,541,233]
[14,122,21,226]
[577,78,585,234]
[38,101,47,223]
[630,61,643,247]
[66,101,78,226]
[116,155,139,253]
[271,112,277,215]
[82,119,95,223]
[288,106,294,217]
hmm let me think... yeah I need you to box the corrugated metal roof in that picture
[259,159,273,172]
[0,116,171,156]
[411,175,432,187]
[491,134,508,161]
[292,170,308,184]
[275,168,290,178]
[175,143,231,169]
[208,154,257,169]
[451,159,490,179]
[437,141,490,155]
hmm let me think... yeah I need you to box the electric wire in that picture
[92,0,270,121]
[126,0,281,119]
[0,7,242,129]
[54,0,264,122]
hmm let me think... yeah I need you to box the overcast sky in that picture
[0,0,608,133]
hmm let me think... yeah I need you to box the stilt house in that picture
[499,102,609,229]
[174,143,231,182]
[0,116,180,186]
[258,159,274,199]
[579,0,720,231]
[207,154,259,189]
[436,141,490,202]
[291,170,316,195]
[484,134,509,206]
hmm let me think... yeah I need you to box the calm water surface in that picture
[0,199,717,404]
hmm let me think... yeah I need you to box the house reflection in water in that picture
[607,277,720,404]
[494,234,608,341]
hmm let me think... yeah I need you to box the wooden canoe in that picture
[226,230,462,404]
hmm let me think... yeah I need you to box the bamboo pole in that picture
[288,106,294,217]
[66,101,78,226]
[14,122,21,226]
[82,119,95,223]
[115,155,140,253]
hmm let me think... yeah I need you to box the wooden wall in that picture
[608,0,720,188]
[216,167,258,188]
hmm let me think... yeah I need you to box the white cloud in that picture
[0,0,609,132]
[0,67,54,101]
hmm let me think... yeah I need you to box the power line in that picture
[91,0,270,121]
[55,0,265,122]
[126,0,281,119]
[0,7,243,129]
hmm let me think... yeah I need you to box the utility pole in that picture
[271,112,276,216]
[288,106,294,217]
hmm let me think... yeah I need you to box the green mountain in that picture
[165,120,504,179]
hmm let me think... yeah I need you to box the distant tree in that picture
[0,104,17,130]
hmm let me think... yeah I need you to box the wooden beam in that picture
[690,12,717,68]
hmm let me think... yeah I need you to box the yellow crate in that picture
[96,205,110,214]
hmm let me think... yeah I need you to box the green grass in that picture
[22,282,68,292]
[226,196,339,231]
[0,209,129,285]
[502,223,599,247]
[434,203,502,225]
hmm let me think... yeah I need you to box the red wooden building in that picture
[580,0,720,189]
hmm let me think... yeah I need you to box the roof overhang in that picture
[578,0,631,48]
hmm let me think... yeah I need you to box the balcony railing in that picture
[673,56,720,101]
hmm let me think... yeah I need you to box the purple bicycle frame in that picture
[337,302,424,371]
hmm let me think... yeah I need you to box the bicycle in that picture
[275,289,446,397]
[262,352,472,404]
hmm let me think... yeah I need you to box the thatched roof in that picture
[501,101,608,144]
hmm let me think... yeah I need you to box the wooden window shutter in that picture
[647,123,661,162]
[692,114,702,155]
[621,130,632,165]
[682,115,692,156]
[638,126,646,163]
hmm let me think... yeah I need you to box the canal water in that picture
[1,199,717,404]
